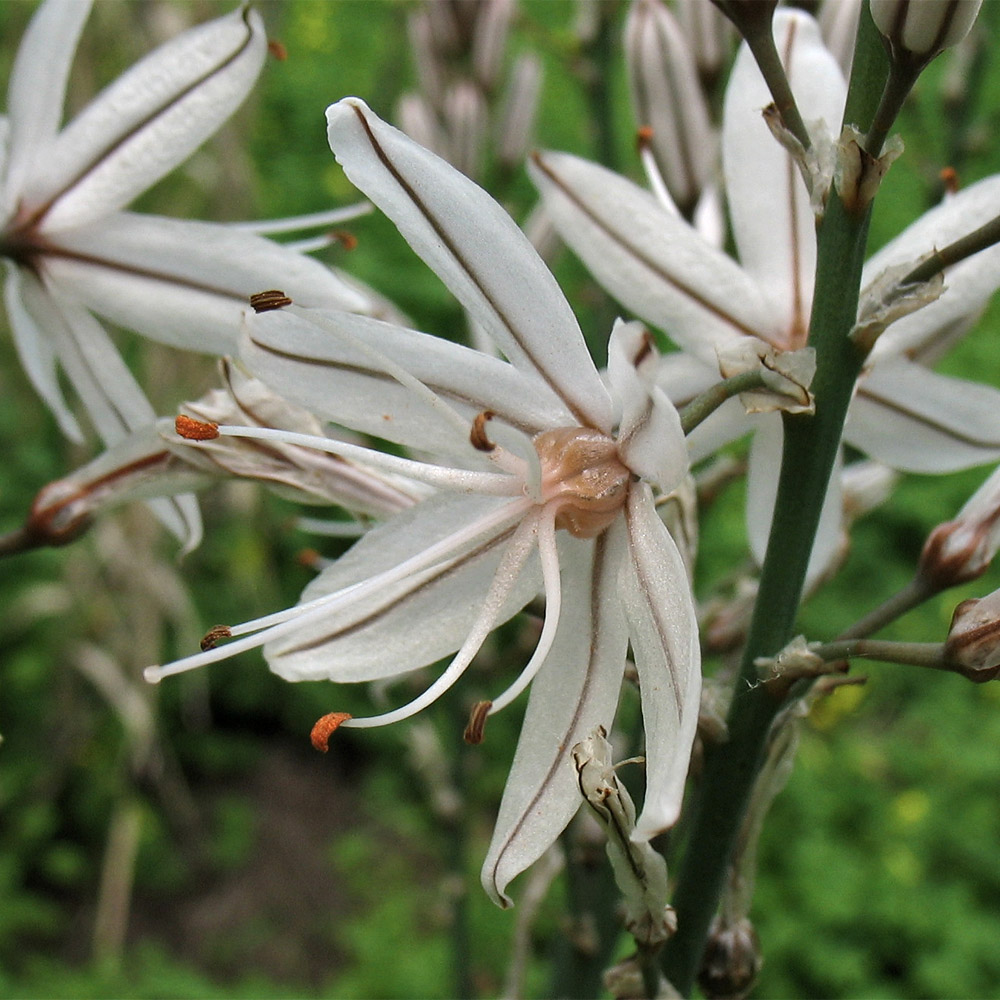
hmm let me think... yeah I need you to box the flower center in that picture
[533,427,631,539]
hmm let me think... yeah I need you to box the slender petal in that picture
[530,149,778,365]
[17,270,153,444]
[24,7,267,231]
[44,212,368,354]
[722,9,845,342]
[607,319,688,492]
[264,493,540,683]
[1,0,91,217]
[326,98,613,432]
[847,361,1000,472]
[621,484,701,840]
[242,306,573,458]
[482,527,629,906]
[4,264,82,440]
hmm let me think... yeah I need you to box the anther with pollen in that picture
[249,289,293,313]
[470,410,497,452]
[200,624,232,651]
[940,166,959,195]
[175,415,220,440]
[463,700,493,745]
[636,125,655,154]
[311,712,353,752]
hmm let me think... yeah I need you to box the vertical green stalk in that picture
[660,8,889,994]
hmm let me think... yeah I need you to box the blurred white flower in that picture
[0,0,368,454]
[532,8,1000,579]
[147,99,702,907]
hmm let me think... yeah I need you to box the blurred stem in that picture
[551,821,622,1000]
[660,8,889,994]
[92,798,143,967]
[838,575,937,641]
[579,1,621,170]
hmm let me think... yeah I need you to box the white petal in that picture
[28,7,266,231]
[745,414,844,583]
[242,306,571,459]
[847,360,1000,472]
[1,0,91,217]
[482,527,629,906]
[41,212,368,355]
[864,175,1000,363]
[723,9,845,339]
[530,150,778,366]
[265,493,540,683]
[18,275,154,445]
[607,319,688,492]
[4,264,83,440]
[325,98,612,431]
[621,484,701,840]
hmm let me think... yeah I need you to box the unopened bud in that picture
[919,465,1000,590]
[698,916,762,999]
[871,0,983,63]
[943,591,1000,682]
[625,0,715,216]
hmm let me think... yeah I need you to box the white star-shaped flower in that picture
[147,98,702,907]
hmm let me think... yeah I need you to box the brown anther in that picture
[940,166,959,195]
[200,624,232,651]
[175,414,220,440]
[267,39,288,61]
[632,328,654,368]
[249,289,293,313]
[297,548,322,569]
[470,410,497,452]
[463,700,493,745]
[636,125,654,152]
[311,712,353,752]
[332,230,359,251]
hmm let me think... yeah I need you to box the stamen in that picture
[144,496,533,683]
[340,510,542,729]
[470,410,497,452]
[637,127,680,217]
[213,423,521,495]
[333,230,359,251]
[250,289,293,313]
[267,39,288,61]
[175,415,220,440]
[464,700,493,744]
[488,514,562,714]
[311,712,353,752]
[940,166,959,196]
[200,624,232,651]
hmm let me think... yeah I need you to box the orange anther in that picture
[310,712,353,752]
[940,166,959,195]
[175,415,220,440]
[268,39,288,61]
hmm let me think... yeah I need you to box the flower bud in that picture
[943,589,1000,681]
[870,0,983,62]
[918,465,1000,590]
[625,0,715,216]
[698,916,762,999]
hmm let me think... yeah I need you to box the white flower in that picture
[146,98,701,907]
[531,8,1000,578]
[0,0,368,452]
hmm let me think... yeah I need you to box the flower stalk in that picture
[660,10,890,993]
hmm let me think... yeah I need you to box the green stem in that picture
[660,10,890,989]
[679,371,769,435]
[743,26,812,152]
[811,638,948,672]
[901,211,1000,287]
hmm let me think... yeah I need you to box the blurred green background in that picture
[1,1,1000,997]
